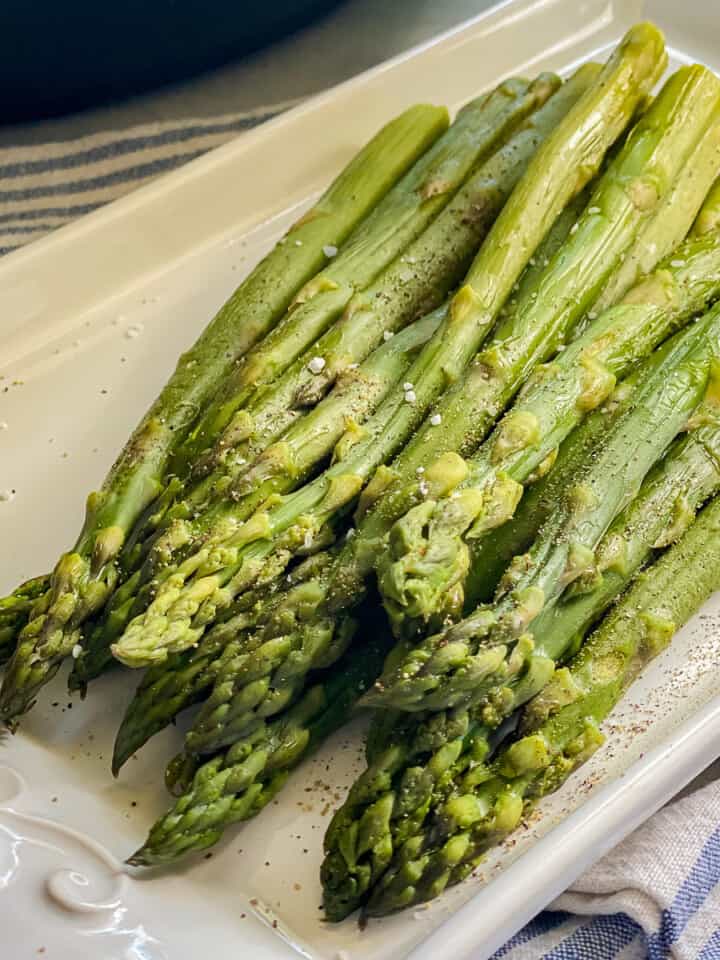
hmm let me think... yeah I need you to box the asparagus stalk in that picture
[320,393,720,920]
[141,72,575,527]
[460,368,654,607]
[692,176,720,236]
[0,575,50,665]
[175,80,551,469]
[109,26,666,676]
[377,224,720,639]
[364,492,720,916]
[367,309,720,712]
[126,616,393,866]
[172,57,720,757]
[162,75,687,757]
[592,114,720,312]
[116,70,572,574]
[72,308,445,692]
[110,551,337,774]
[0,105,450,727]
[461,172,720,609]
[66,74,568,694]
[106,185,590,770]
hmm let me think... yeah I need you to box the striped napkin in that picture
[2,109,719,960]
[495,777,720,959]
[0,102,294,256]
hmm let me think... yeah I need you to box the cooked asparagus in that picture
[320,390,720,919]
[365,492,720,915]
[126,613,392,866]
[0,103,450,726]
[110,26,666,676]
[367,309,720,712]
[378,221,720,639]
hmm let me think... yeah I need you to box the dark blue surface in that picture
[2,0,343,122]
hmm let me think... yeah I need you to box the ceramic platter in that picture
[1,1,719,956]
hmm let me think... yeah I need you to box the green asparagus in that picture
[320,389,720,920]
[106,186,590,770]
[364,492,720,915]
[174,54,720,758]
[110,25,666,675]
[175,79,551,470]
[378,222,720,639]
[127,615,392,865]
[0,575,50,665]
[366,308,720,712]
[116,70,574,575]
[71,73,571,692]
[73,307,445,692]
[591,114,720,311]
[0,104,450,726]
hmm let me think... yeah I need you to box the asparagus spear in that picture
[461,175,720,609]
[0,576,50,665]
[461,369,654,607]
[175,79,551,469]
[110,551,338,774]
[591,114,720,312]
[109,26,667,676]
[161,88,688,758]
[115,71,573,576]
[367,308,720,712]
[320,392,720,920]
[171,59,720,757]
[0,105,449,727]
[692,176,720,236]
[61,75,564,697]
[106,183,591,772]
[377,223,720,639]
[365,492,720,916]
[128,70,577,553]
[126,613,392,866]
[71,307,445,692]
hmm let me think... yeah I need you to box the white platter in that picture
[1,1,720,957]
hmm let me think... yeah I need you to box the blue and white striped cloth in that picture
[0,102,295,256]
[2,110,719,960]
[495,778,720,959]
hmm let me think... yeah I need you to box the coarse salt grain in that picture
[383,331,394,341]
[323,244,338,258]
[303,531,313,549]
[588,206,601,214]
[125,323,144,339]
[308,356,326,374]
[0,490,14,502]
[347,362,359,370]
[0,422,7,430]
[419,481,429,496]
[71,644,83,659]
[294,240,303,246]
[430,413,442,426]
[403,382,414,391]
[570,223,579,235]
[416,466,425,474]
[404,389,417,403]
[671,260,685,268]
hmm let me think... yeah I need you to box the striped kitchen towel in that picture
[0,101,296,256]
[496,776,720,959]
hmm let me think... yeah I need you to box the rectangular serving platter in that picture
[1,1,719,958]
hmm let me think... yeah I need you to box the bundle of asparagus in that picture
[4,19,720,928]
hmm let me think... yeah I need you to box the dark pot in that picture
[1,0,343,122]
